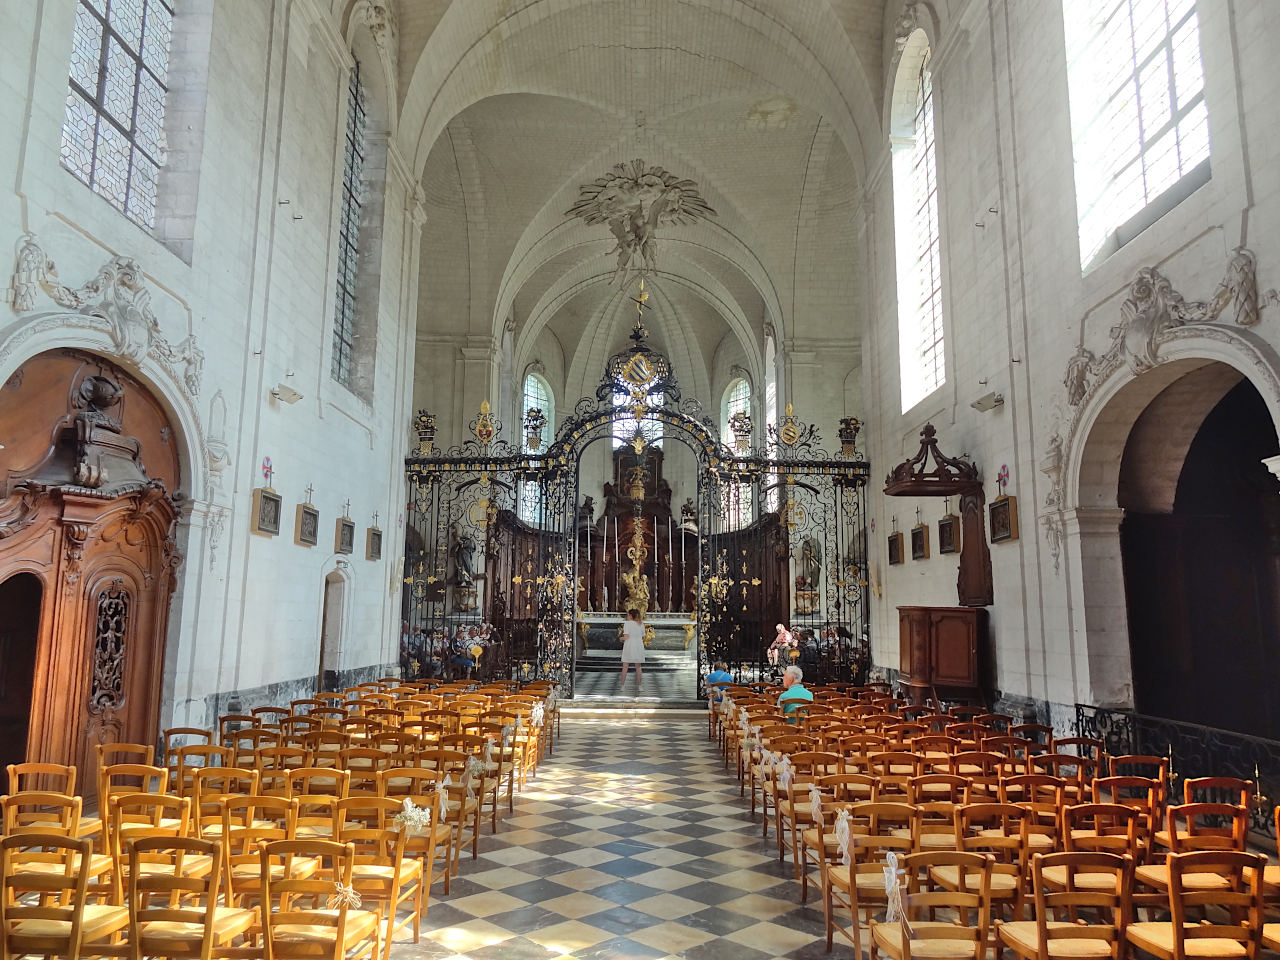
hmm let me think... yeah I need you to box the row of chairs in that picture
[0,678,559,958]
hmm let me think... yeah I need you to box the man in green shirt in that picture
[777,665,813,721]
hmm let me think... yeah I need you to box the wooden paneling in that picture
[898,605,987,704]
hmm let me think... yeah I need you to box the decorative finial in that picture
[342,498,352,518]
[304,483,314,505]
[785,402,794,418]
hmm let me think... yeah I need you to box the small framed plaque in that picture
[887,531,904,566]
[250,488,282,537]
[335,517,356,555]
[990,495,1020,543]
[937,514,960,555]
[910,524,930,561]
[295,503,319,546]
[366,526,383,561]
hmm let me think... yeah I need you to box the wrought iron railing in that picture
[1075,704,1277,838]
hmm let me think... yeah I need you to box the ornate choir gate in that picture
[403,317,870,697]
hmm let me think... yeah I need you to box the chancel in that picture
[3,2,1280,957]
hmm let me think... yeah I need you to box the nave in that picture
[402,715,827,960]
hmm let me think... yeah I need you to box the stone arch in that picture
[1060,329,1280,708]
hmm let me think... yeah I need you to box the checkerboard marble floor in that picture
[571,669,700,701]
[392,716,833,959]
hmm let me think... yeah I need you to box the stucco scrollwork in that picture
[1042,248,1278,570]
[9,233,204,396]
[359,0,397,53]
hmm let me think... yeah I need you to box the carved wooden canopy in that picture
[884,423,982,498]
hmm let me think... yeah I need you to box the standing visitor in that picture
[619,608,646,695]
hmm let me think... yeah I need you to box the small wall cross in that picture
[342,498,352,518]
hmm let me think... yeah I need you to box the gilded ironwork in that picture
[404,305,870,696]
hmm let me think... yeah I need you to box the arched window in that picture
[613,393,663,449]
[722,377,751,441]
[1065,0,1209,268]
[893,42,945,413]
[332,61,367,390]
[522,373,553,452]
[721,378,753,527]
[518,373,553,524]
[61,0,175,228]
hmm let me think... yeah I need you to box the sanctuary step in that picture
[574,648,695,673]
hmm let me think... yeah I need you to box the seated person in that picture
[776,665,813,721]
[705,661,733,702]
[766,623,797,667]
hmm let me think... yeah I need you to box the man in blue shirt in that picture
[705,661,733,703]
[777,665,814,721]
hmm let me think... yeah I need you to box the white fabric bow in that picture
[883,851,908,926]
[834,809,852,868]
[808,784,824,827]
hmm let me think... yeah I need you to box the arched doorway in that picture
[1119,371,1280,736]
[319,572,346,691]
[0,350,183,795]
[0,573,43,771]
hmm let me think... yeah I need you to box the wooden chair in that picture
[1000,851,1134,960]
[125,835,257,959]
[97,741,157,770]
[258,839,381,960]
[1127,851,1265,960]
[1093,775,1160,848]
[1134,803,1250,905]
[825,803,918,955]
[0,834,129,957]
[1109,755,1170,812]
[161,729,210,775]
[256,746,311,796]
[999,774,1066,854]
[377,768,462,894]
[173,745,233,797]
[871,850,992,960]
[940,802,1030,923]
[1010,723,1055,749]
[106,792,196,902]
[222,795,310,908]
[332,797,424,960]
[776,751,842,879]
[251,706,292,729]
[6,762,75,796]
[1048,803,1141,892]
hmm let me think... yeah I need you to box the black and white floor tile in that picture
[391,716,833,959]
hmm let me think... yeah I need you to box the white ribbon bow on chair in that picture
[808,784,825,827]
[834,809,852,868]
[883,851,910,933]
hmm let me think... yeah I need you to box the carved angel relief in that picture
[566,160,717,286]
[9,233,204,396]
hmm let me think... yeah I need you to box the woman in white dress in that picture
[619,608,646,694]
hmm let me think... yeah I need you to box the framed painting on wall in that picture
[366,526,382,561]
[887,531,904,566]
[295,503,319,547]
[910,524,930,560]
[335,517,356,555]
[250,488,282,537]
[990,495,1019,543]
[937,514,960,554]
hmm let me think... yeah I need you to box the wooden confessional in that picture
[0,350,182,797]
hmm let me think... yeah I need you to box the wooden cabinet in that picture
[898,606,988,704]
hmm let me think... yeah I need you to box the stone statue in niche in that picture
[448,524,477,587]
[577,495,595,529]
[799,537,822,589]
[680,497,697,531]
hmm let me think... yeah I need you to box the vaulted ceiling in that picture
[388,0,893,412]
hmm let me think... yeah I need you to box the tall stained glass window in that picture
[1065,0,1209,267]
[518,374,554,524]
[61,0,175,228]
[332,62,367,388]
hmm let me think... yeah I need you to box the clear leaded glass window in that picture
[332,62,367,388]
[723,378,750,438]
[894,49,944,413]
[518,374,554,524]
[1065,0,1209,267]
[61,0,174,229]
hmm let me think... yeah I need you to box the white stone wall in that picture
[0,0,420,726]
[862,0,1280,713]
